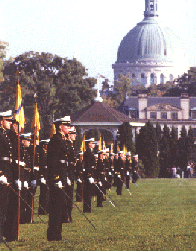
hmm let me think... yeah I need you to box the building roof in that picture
[146,103,181,111]
[72,101,131,123]
[120,97,196,113]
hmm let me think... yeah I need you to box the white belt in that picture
[15,160,25,166]
[59,160,68,164]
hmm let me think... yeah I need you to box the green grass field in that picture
[1,178,196,251]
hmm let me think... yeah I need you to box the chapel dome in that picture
[117,2,186,65]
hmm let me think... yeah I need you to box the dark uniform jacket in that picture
[47,132,69,185]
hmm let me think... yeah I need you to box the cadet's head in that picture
[11,120,22,133]
[133,154,138,162]
[54,116,71,135]
[20,133,32,147]
[118,151,124,158]
[86,138,95,149]
[0,110,13,130]
[69,126,77,141]
[110,153,114,160]
[98,151,103,160]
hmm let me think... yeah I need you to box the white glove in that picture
[57,180,63,189]
[34,166,39,171]
[15,179,22,190]
[127,172,129,175]
[40,177,46,184]
[109,172,112,176]
[117,175,121,178]
[67,177,71,186]
[105,177,107,181]
[98,181,102,186]
[83,169,85,172]
[0,175,8,184]
[31,180,36,188]
[89,177,94,184]
[24,181,29,189]
[77,178,82,183]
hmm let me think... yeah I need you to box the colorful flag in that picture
[14,83,25,129]
[98,135,102,151]
[81,133,85,152]
[50,116,56,138]
[110,143,113,153]
[31,101,41,140]
[123,144,127,155]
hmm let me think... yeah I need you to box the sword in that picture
[8,185,47,224]
[61,187,97,230]
[94,183,115,207]
[1,239,12,251]
[72,185,97,216]
[28,189,48,216]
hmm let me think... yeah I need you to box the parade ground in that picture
[1,178,196,251]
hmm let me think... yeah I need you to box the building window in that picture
[141,73,145,85]
[191,110,196,119]
[129,110,138,119]
[150,112,157,120]
[150,73,154,85]
[171,112,178,120]
[169,74,173,82]
[161,112,167,120]
[160,74,164,84]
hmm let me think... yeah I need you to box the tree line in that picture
[135,121,195,178]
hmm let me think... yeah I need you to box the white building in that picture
[120,93,196,138]
[112,0,189,87]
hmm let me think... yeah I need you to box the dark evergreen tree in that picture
[170,126,179,167]
[118,122,135,153]
[187,126,195,162]
[178,126,188,172]
[159,124,170,177]
[135,121,159,177]
[155,121,162,151]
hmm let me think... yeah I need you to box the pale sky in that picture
[1,0,196,86]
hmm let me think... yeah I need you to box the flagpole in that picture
[31,125,36,223]
[16,71,21,240]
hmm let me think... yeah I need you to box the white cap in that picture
[126,152,131,156]
[133,154,138,158]
[85,138,95,142]
[54,116,71,125]
[0,110,12,120]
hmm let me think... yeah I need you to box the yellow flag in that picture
[98,135,102,151]
[103,136,106,150]
[110,143,113,153]
[80,134,85,152]
[31,102,41,140]
[14,83,25,129]
[50,117,56,138]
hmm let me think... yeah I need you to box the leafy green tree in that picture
[1,52,96,138]
[135,121,159,177]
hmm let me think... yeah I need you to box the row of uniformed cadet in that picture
[0,110,139,243]
[0,110,42,243]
